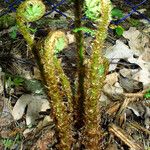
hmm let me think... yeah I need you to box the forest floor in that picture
[0,1,150,150]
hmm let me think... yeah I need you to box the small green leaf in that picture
[9,26,18,39]
[25,4,40,17]
[144,93,150,98]
[115,26,124,36]
[28,27,37,33]
[144,89,150,98]
[13,77,24,86]
[73,27,95,36]
[23,3,45,21]
[55,37,65,53]
[9,30,17,39]
[2,139,13,149]
[98,64,105,76]
[111,8,123,19]
[84,0,101,21]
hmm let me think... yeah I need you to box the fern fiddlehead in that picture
[16,1,73,149]
[16,0,45,48]
[83,0,111,149]
[38,30,73,149]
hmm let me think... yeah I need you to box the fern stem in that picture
[16,1,73,149]
[83,0,111,149]
[73,0,85,130]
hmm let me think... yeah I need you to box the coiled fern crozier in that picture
[16,0,73,149]
[83,0,111,149]
[16,0,111,149]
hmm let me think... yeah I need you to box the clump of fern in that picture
[16,0,111,149]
